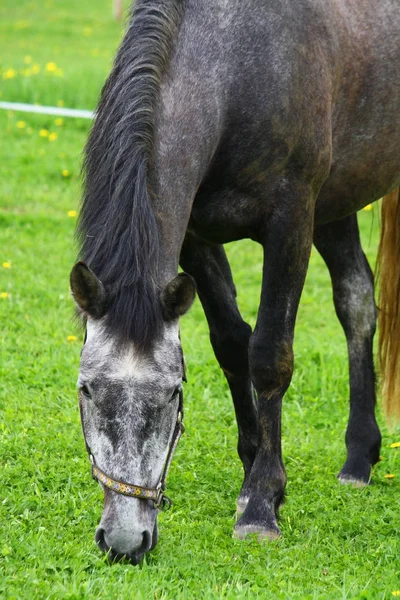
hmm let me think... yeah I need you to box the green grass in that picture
[1,2,400,598]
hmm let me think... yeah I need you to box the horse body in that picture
[157,0,400,244]
[71,0,400,562]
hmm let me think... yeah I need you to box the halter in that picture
[80,352,187,511]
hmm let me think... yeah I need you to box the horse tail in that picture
[376,187,400,421]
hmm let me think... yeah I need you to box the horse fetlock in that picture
[235,496,249,519]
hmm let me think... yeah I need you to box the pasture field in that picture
[0,1,399,598]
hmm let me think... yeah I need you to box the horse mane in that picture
[77,0,184,350]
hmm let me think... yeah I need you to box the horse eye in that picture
[171,384,182,401]
[79,384,91,399]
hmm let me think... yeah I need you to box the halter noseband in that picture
[80,353,187,511]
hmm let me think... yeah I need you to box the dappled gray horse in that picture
[70,0,400,564]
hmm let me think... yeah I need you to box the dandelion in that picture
[17,121,26,129]
[45,62,57,72]
[48,132,57,142]
[67,210,77,217]
[24,56,32,64]
[32,64,40,74]
[2,262,11,269]
[390,442,400,448]
[3,68,16,79]
[62,170,71,178]
[392,592,400,597]
[57,100,64,107]
[0,292,8,299]
[39,129,49,138]
[363,204,373,211]
[67,335,77,342]
[384,474,395,479]
[54,118,63,127]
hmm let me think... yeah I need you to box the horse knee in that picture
[249,337,294,397]
[211,321,252,376]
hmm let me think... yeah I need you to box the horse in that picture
[70,0,400,564]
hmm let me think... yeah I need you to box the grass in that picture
[1,1,400,598]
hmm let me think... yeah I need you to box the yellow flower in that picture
[67,210,77,217]
[17,121,26,129]
[384,474,395,479]
[46,62,57,72]
[39,129,49,138]
[48,132,57,142]
[24,56,32,64]
[57,100,64,107]
[63,170,71,178]
[2,262,11,269]
[392,592,400,597]
[390,442,400,448]
[0,292,8,299]
[67,335,77,342]
[363,204,373,211]
[54,118,63,127]
[32,64,40,74]
[3,68,16,79]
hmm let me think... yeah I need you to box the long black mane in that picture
[77,0,184,349]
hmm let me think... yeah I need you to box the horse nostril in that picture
[128,530,152,565]
[140,530,152,554]
[95,527,109,553]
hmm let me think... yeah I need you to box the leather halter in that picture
[80,348,187,511]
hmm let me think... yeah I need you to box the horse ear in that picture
[70,262,107,318]
[161,273,196,320]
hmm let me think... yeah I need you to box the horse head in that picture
[70,262,195,564]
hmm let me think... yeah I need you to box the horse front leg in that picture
[234,181,315,540]
[180,234,258,509]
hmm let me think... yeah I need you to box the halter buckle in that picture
[154,483,172,510]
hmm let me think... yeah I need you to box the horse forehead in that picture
[83,319,181,380]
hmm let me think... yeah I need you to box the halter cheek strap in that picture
[79,368,186,510]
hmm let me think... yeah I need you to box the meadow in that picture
[0,1,399,598]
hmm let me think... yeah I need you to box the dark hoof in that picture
[338,462,372,487]
[233,521,281,542]
[234,496,282,542]
[337,473,370,488]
